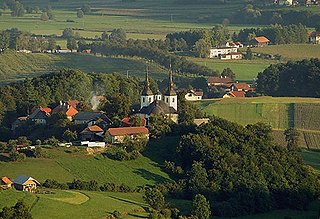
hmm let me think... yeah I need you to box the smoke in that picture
[90,95,100,111]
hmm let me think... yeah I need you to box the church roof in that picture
[165,70,176,96]
[140,100,177,115]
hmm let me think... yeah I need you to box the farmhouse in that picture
[28,107,51,124]
[74,111,111,126]
[80,125,104,141]
[223,91,246,98]
[13,176,40,192]
[229,82,252,92]
[138,70,178,124]
[1,176,13,188]
[107,126,149,143]
[209,47,238,58]
[185,90,203,101]
[251,36,270,47]
[53,102,79,121]
[309,32,320,44]
[207,76,233,86]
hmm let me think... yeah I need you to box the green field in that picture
[191,58,274,81]
[252,44,320,61]
[198,97,320,129]
[0,51,169,84]
[0,143,172,187]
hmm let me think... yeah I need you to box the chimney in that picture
[60,100,62,106]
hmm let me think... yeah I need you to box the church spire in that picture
[165,66,176,96]
[141,67,153,96]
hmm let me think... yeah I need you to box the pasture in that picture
[252,44,320,61]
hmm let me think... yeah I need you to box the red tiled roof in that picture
[1,177,13,185]
[229,91,245,97]
[232,82,251,90]
[121,117,146,127]
[65,106,78,117]
[194,91,204,96]
[40,107,52,114]
[66,100,79,109]
[254,36,270,43]
[87,125,104,132]
[108,126,149,136]
[207,77,233,84]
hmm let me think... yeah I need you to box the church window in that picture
[149,97,152,102]
[166,98,168,103]
[142,97,145,103]
[172,98,175,103]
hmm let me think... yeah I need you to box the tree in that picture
[34,147,46,158]
[192,194,211,219]
[284,128,300,152]
[0,31,10,52]
[110,28,127,43]
[11,1,24,17]
[188,161,209,194]
[62,28,74,39]
[63,129,77,142]
[144,188,164,210]
[40,12,49,21]
[67,38,77,51]
[47,37,56,52]
[0,200,32,219]
[81,4,91,14]
[148,114,172,138]
[194,39,210,58]
[1,3,8,11]
[246,47,253,60]
[221,67,235,80]
[77,9,84,18]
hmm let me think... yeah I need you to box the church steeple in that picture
[164,67,177,111]
[140,67,154,109]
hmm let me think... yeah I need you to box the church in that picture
[138,69,178,125]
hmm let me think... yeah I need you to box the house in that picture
[207,76,233,87]
[229,82,252,92]
[80,125,104,141]
[309,32,320,44]
[138,70,178,125]
[13,176,40,192]
[1,177,13,188]
[74,111,111,126]
[221,41,244,48]
[52,101,79,121]
[185,90,204,101]
[221,52,243,60]
[121,117,147,127]
[251,36,270,47]
[11,116,28,131]
[28,107,51,124]
[275,0,293,5]
[107,126,149,144]
[223,91,246,98]
[209,47,238,58]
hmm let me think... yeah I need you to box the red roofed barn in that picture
[107,126,149,143]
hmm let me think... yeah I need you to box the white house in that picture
[309,32,320,44]
[209,47,238,58]
[185,90,203,101]
[220,52,243,60]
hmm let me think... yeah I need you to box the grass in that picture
[190,57,275,81]
[0,143,173,187]
[301,150,320,172]
[0,189,148,219]
[252,44,320,61]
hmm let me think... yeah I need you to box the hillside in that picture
[0,51,167,84]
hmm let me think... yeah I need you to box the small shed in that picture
[13,176,40,192]
[1,176,13,188]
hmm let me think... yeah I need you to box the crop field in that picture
[191,58,274,81]
[197,97,320,131]
[252,44,320,61]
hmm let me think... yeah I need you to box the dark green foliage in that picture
[221,68,235,80]
[81,4,91,14]
[11,1,24,17]
[170,117,320,217]
[192,194,211,219]
[0,200,32,219]
[33,147,47,158]
[149,114,172,138]
[284,128,300,152]
[43,179,68,189]
[76,9,84,18]
[257,58,320,97]
[70,179,99,191]
[194,39,210,58]
[144,188,165,210]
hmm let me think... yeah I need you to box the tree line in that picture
[256,58,320,97]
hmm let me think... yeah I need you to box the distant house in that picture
[185,90,204,101]
[252,36,270,47]
[223,91,246,98]
[74,111,111,126]
[221,41,244,48]
[107,126,149,144]
[80,125,104,141]
[1,177,13,188]
[11,116,28,131]
[13,176,40,192]
[52,102,79,121]
[28,107,51,124]
[309,32,320,44]
[193,118,210,126]
[220,52,243,60]
[121,117,147,127]
[229,82,252,92]
[209,47,238,58]
[207,76,233,87]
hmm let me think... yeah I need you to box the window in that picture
[142,97,145,103]
[149,97,151,102]
[166,98,168,103]
[172,98,174,103]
